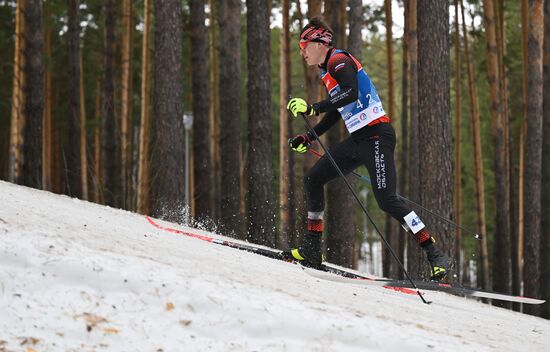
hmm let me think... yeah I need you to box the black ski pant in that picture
[305,122,412,224]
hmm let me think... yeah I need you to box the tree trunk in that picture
[497,3,513,302]
[22,0,44,189]
[541,0,550,320]
[510,126,521,311]
[93,80,103,203]
[348,0,362,59]
[407,0,423,277]
[79,55,88,200]
[246,0,274,246]
[540,0,550,319]
[492,0,513,303]
[9,0,25,184]
[539,0,550,320]
[120,0,133,209]
[453,0,462,281]
[339,1,347,48]
[67,0,81,198]
[50,75,61,193]
[279,0,295,250]
[518,121,526,299]
[218,0,242,236]
[150,0,185,222]
[101,0,117,206]
[417,0,453,278]
[482,0,510,292]
[523,0,544,317]
[460,0,488,289]
[51,80,61,194]
[43,9,52,191]
[209,0,221,223]
[137,0,152,214]
[190,0,211,224]
[497,0,515,309]
[510,0,529,311]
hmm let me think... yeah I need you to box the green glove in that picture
[287,97,316,118]
[288,133,313,154]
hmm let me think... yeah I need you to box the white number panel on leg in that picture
[404,211,425,234]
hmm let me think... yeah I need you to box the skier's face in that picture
[300,41,326,66]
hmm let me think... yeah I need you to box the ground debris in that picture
[74,312,108,332]
[19,337,40,346]
[179,320,192,326]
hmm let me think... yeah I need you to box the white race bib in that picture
[404,211,425,234]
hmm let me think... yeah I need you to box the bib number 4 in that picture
[404,211,426,234]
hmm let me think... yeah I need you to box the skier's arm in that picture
[312,53,359,114]
[310,110,341,138]
[308,53,359,138]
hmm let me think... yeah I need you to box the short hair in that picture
[306,17,334,34]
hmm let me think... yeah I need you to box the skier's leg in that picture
[303,137,362,231]
[360,123,452,280]
[283,138,361,267]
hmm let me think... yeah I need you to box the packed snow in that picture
[0,180,549,351]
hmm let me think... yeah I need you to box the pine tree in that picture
[9,0,25,184]
[137,0,152,213]
[101,0,118,206]
[482,0,510,292]
[120,0,134,209]
[150,0,186,222]
[523,0,544,317]
[246,0,274,246]
[22,0,44,188]
[540,0,550,319]
[407,0,423,277]
[66,0,82,198]
[189,0,211,223]
[460,0,488,287]
[417,0,453,275]
[218,0,242,236]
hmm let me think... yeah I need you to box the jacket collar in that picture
[319,47,335,71]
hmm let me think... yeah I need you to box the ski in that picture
[145,215,285,260]
[302,266,546,305]
[146,215,374,276]
[145,215,545,305]
[146,215,366,274]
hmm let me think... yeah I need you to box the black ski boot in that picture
[424,243,453,282]
[282,232,322,269]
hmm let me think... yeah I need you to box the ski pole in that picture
[307,148,482,241]
[299,111,431,305]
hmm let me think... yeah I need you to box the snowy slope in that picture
[0,180,549,352]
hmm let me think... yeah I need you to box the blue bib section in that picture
[321,49,386,133]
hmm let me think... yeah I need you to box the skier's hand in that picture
[287,97,317,118]
[288,133,313,154]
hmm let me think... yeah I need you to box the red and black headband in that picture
[300,24,333,46]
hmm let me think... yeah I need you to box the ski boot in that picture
[424,242,453,282]
[282,231,322,269]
